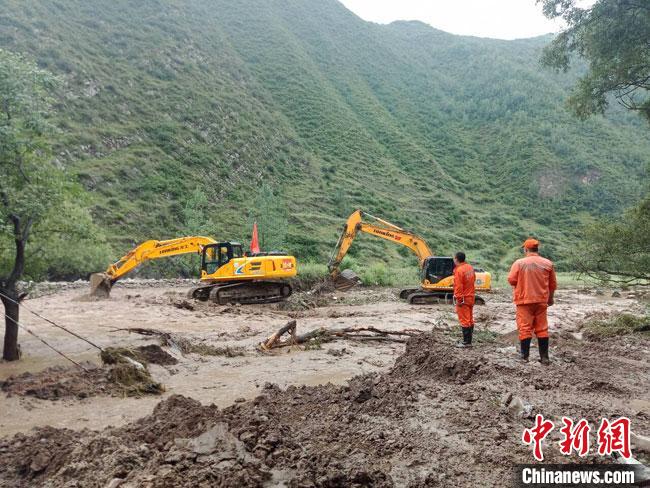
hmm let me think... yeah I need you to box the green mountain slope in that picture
[1,0,648,279]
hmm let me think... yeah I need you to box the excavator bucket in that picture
[89,272,113,298]
[333,269,362,291]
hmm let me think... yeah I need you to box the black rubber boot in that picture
[455,327,472,348]
[468,326,474,345]
[538,337,550,365]
[519,338,532,361]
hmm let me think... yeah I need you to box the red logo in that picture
[558,417,591,457]
[523,417,632,460]
[597,417,631,459]
[522,414,555,461]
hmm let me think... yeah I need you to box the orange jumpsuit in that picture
[507,253,557,340]
[453,262,476,328]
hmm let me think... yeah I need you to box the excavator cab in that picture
[421,256,454,284]
[201,242,243,274]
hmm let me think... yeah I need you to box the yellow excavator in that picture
[328,210,491,304]
[90,236,297,304]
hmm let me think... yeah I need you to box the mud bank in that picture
[1,328,648,487]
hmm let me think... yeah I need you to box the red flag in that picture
[250,222,260,254]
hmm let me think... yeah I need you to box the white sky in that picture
[338,0,592,40]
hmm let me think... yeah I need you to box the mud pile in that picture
[0,396,270,487]
[277,292,332,311]
[1,365,112,400]
[1,331,648,487]
[101,345,178,366]
[136,344,178,365]
[2,358,165,400]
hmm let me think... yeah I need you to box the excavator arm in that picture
[90,236,217,297]
[328,210,433,287]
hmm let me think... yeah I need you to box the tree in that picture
[0,49,62,360]
[576,194,650,286]
[538,0,650,122]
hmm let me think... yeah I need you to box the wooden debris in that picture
[259,320,419,351]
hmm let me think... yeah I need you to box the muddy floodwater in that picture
[0,282,648,486]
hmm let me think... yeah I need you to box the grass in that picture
[100,346,147,366]
[293,259,417,289]
[107,363,165,397]
[355,263,418,287]
[300,261,599,291]
[1,0,648,281]
[472,328,500,344]
[492,272,603,289]
[292,262,329,291]
[100,347,165,397]
[581,313,650,340]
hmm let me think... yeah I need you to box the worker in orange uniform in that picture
[453,252,476,348]
[508,238,557,365]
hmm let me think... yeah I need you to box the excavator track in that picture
[188,281,292,305]
[398,288,420,300]
[405,291,486,305]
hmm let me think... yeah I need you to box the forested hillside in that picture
[1,0,648,279]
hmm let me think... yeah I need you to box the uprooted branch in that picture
[110,327,170,337]
[259,320,420,350]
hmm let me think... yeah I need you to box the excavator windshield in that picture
[421,257,454,283]
[202,242,243,274]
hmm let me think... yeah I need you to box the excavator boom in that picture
[328,210,491,301]
[90,236,217,297]
[328,210,432,286]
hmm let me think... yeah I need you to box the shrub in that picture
[359,262,393,286]
[582,313,650,340]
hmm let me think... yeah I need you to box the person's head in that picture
[454,251,466,265]
[522,238,539,254]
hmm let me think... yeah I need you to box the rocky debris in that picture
[326,347,352,357]
[172,299,195,311]
[2,330,648,487]
[506,396,533,419]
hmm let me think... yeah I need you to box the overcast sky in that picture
[338,0,588,40]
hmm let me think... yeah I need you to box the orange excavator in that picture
[90,236,297,304]
[328,210,491,304]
